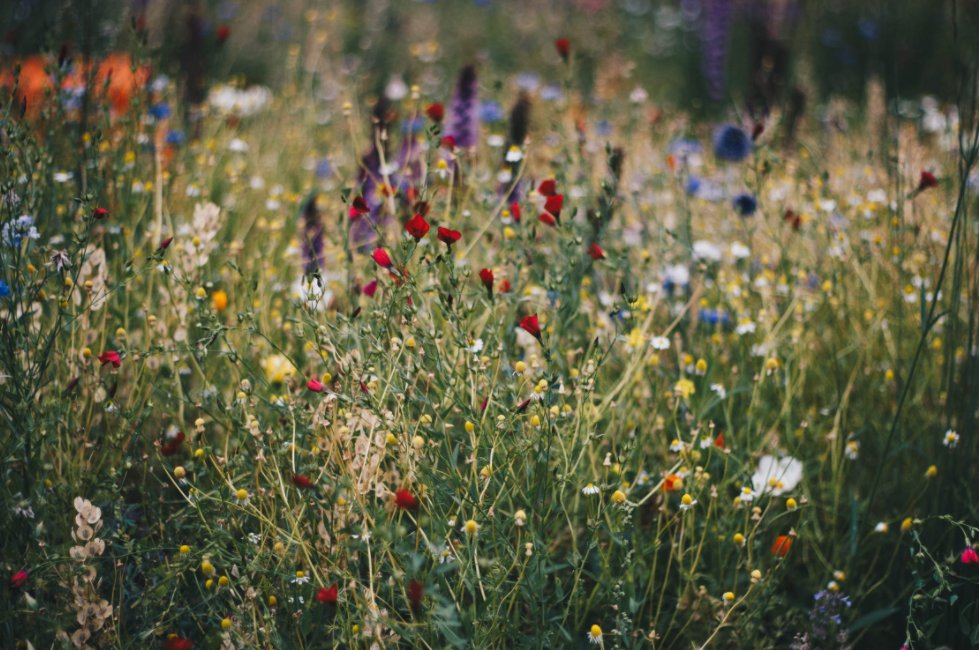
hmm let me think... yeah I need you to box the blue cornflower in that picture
[733,193,757,217]
[685,176,702,197]
[165,130,186,146]
[713,124,751,162]
[0,280,10,298]
[478,100,504,124]
[315,159,332,180]
[149,103,171,120]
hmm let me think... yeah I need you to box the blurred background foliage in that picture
[3,0,979,113]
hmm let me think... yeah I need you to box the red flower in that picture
[478,268,494,294]
[771,535,793,557]
[307,379,324,393]
[425,103,444,123]
[407,579,424,610]
[714,433,725,449]
[588,243,605,260]
[555,37,571,62]
[97,350,121,368]
[10,570,28,589]
[499,279,512,293]
[663,474,681,492]
[93,207,108,219]
[349,196,370,220]
[363,280,378,297]
[437,227,461,246]
[372,248,393,269]
[215,24,231,44]
[441,135,457,150]
[292,474,315,489]
[537,179,557,197]
[539,212,557,227]
[509,201,522,222]
[519,314,542,341]
[160,430,185,456]
[414,201,431,216]
[164,637,193,650]
[544,194,564,219]
[315,585,338,604]
[159,236,173,250]
[515,398,532,412]
[405,214,430,240]
[961,548,979,565]
[394,487,419,511]
[783,209,801,231]
[916,170,939,192]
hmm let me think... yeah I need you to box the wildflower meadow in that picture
[1,1,978,648]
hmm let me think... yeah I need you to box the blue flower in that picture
[713,125,751,162]
[165,130,186,146]
[400,118,425,135]
[315,159,332,180]
[699,308,731,328]
[685,176,702,196]
[733,193,757,217]
[478,101,504,124]
[0,280,10,298]
[595,119,613,137]
[149,103,171,120]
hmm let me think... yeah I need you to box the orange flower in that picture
[663,474,682,492]
[771,535,793,557]
[94,53,149,115]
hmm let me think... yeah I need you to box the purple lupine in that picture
[701,0,735,102]
[351,96,394,251]
[301,193,325,274]
[447,65,479,150]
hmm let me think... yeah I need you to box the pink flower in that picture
[961,547,979,565]
[307,379,324,393]
[10,570,28,588]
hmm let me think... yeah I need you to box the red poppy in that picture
[307,379,324,393]
[98,350,121,368]
[315,585,338,604]
[588,243,605,260]
[519,314,542,340]
[544,194,564,220]
[714,433,725,448]
[662,474,681,492]
[425,103,444,123]
[539,212,557,227]
[159,236,173,250]
[362,280,378,297]
[437,227,461,246]
[771,535,793,557]
[407,579,424,610]
[509,201,522,222]
[164,637,193,650]
[372,248,393,269]
[916,170,938,192]
[215,24,230,43]
[441,135,457,150]
[537,179,557,197]
[160,430,185,456]
[961,548,979,565]
[555,37,571,62]
[349,196,370,220]
[478,268,494,293]
[292,474,315,489]
[10,570,28,589]
[93,207,108,219]
[405,214,430,240]
[394,487,419,511]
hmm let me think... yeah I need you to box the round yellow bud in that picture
[412,435,425,450]
[723,591,735,602]
[611,490,627,504]
[273,541,285,555]
[465,421,475,433]
[218,575,229,587]
[463,519,479,536]
[786,498,798,511]
[405,336,416,349]
[268,595,277,606]
[194,448,204,458]
[200,559,215,575]
[901,517,913,533]
[681,494,693,506]
[386,433,398,446]
[173,466,186,479]
[220,617,232,631]
[733,533,745,546]
[925,465,938,478]
[179,544,190,554]
[514,361,526,373]
[235,488,248,501]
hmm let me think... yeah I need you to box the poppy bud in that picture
[478,268,494,295]
[519,314,542,341]
[588,243,605,260]
[437,227,461,247]
[372,248,393,269]
[315,585,338,604]
[93,207,108,220]
[555,38,571,62]
[292,474,315,489]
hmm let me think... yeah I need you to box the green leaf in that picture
[849,607,900,633]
